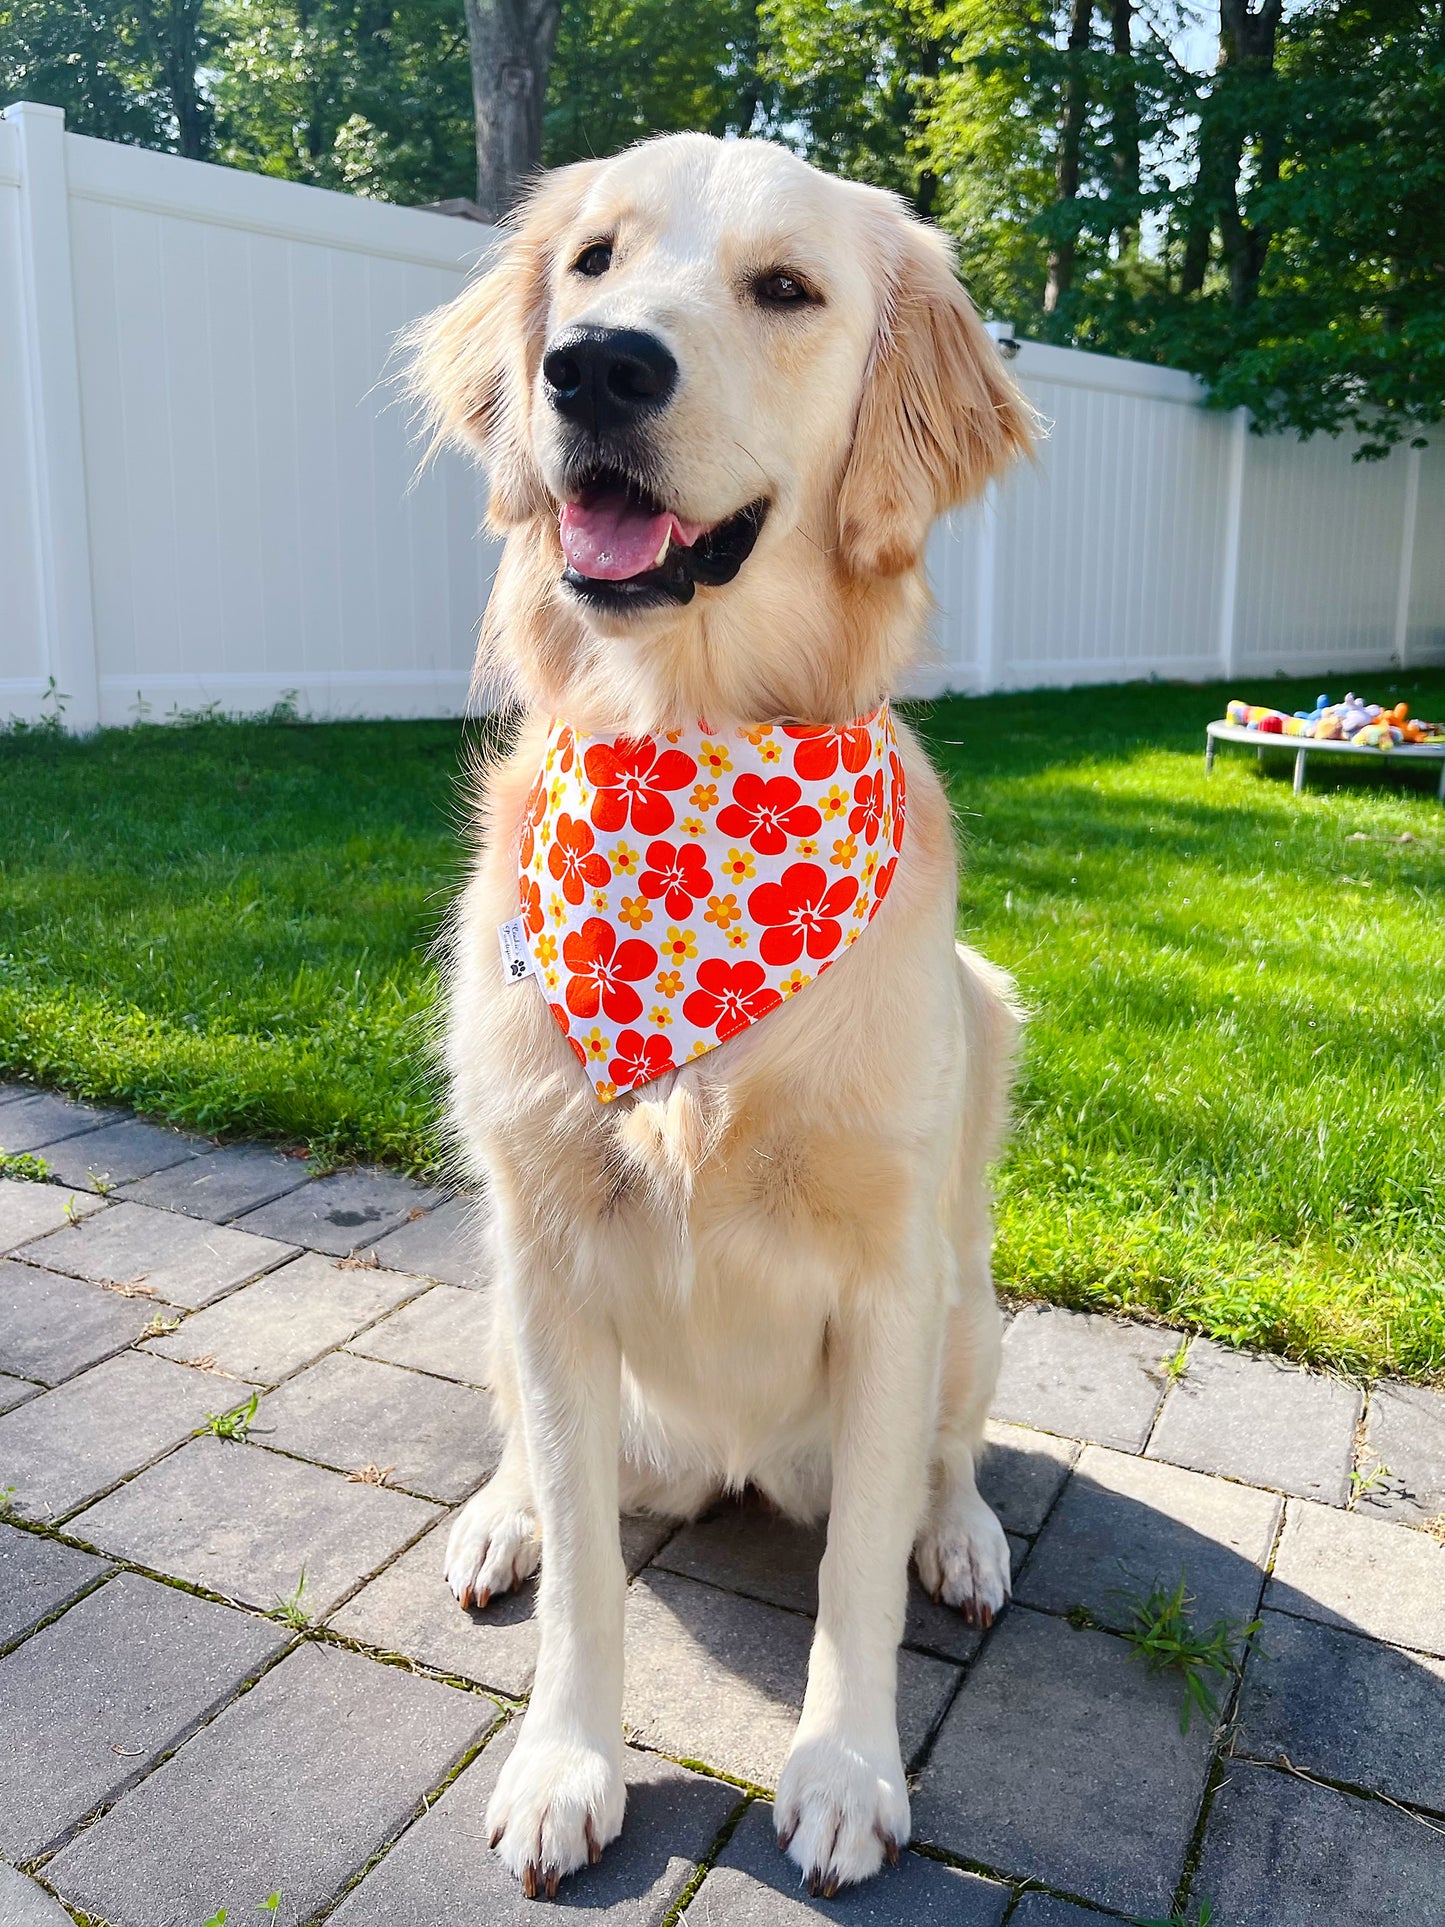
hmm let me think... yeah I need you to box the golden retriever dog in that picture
[409,132,1032,1900]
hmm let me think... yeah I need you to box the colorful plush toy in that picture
[1225,692,1445,751]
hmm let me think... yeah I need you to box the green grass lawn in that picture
[2,672,1443,1380]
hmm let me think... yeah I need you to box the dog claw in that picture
[521,1862,538,1900]
[544,1868,560,1900]
[489,1824,504,1849]
[978,1602,994,1629]
[822,1874,840,1899]
[475,1586,491,1611]
[585,1816,602,1865]
[877,1829,900,1867]
[777,1815,797,1851]
[807,1870,824,1898]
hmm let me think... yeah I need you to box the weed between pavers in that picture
[0,1151,51,1181]
[200,1892,281,1926]
[1159,1339,1192,1384]
[202,1390,259,1440]
[1137,1901,1214,1927]
[273,1567,312,1631]
[1349,1458,1393,1502]
[1116,1577,1260,1735]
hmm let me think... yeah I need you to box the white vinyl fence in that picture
[3,101,1442,731]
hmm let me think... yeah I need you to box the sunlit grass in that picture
[2,670,1442,1378]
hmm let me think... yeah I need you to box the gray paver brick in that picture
[0,1866,75,1926]
[0,1572,287,1860]
[14,1200,297,1309]
[1007,1898,1118,1927]
[992,1307,1168,1451]
[346,1282,491,1384]
[0,1082,33,1104]
[257,1351,499,1501]
[69,1433,440,1615]
[118,1142,316,1221]
[698,1801,1009,1925]
[328,1517,539,1696]
[0,1351,221,1521]
[144,1251,424,1385]
[1193,1760,1445,1925]
[622,1570,958,1789]
[1361,1380,1445,1525]
[653,1499,1001,1664]
[235,1167,445,1256]
[1017,1445,1280,1630]
[911,1607,1214,1917]
[0,1369,40,1414]
[0,1525,110,1649]
[1234,1608,1445,1810]
[34,1117,204,1191]
[0,1176,106,1253]
[331,1718,736,1927]
[369,1196,481,1286]
[0,1093,116,1153]
[1146,1339,1361,1504]
[1266,1498,1445,1656]
[45,1640,491,1927]
[978,1420,1076,1535]
[0,1258,157,1385]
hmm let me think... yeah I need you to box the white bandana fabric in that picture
[514,706,907,1101]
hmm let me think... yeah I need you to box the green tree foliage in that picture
[0,0,173,148]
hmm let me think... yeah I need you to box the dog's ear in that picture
[406,162,601,528]
[835,217,1034,579]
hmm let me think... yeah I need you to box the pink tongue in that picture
[560,494,706,581]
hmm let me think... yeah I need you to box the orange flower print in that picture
[618,894,652,930]
[562,920,658,1024]
[683,958,782,1040]
[555,726,575,774]
[548,1002,586,1065]
[639,840,713,920]
[831,833,858,869]
[536,932,558,965]
[852,894,869,919]
[727,927,750,948]
[519,774,548,870]
[596,1080,618,1101]
[742,724,774,746]
[520,876,544,936]
[548,812,611,905]
[660,926,698,964]
[583,737,696,836]
[820,785,848,820]
[582,1027,608,1061]
[655,968,685,996]
[889,749,907,853]
[705,892,741,929]
[610,841,640,875]
[698,739,732,778]
[650,1005,672,1026]
[716,773,822,856]
[748,862,859,965]
[849,770,885,845]
[784,720,873,780]
[608,1029,675,1090]
[690,782,718,811]
[720,847,755,885]
[874,855,898,900]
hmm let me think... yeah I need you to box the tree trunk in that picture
[466,0,561,223]
[132,0,208,159]
[1180,0,1283,302]
[1108,0,1139,250]
[1044,0,1095,313]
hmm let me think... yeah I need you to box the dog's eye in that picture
[572,241,613,278]
[754,270,815,308]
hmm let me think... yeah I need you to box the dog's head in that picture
[412,135,1032,722]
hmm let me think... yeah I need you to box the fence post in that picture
[975,481,999,693]
[1394,444,1422,669]
[6,102,99,732]
[1215,406,1248,682]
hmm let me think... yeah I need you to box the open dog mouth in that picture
[558,468,769,609]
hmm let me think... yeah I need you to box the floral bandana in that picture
[506,706,907,1101]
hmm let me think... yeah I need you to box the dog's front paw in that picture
[775,1727,910,1896]
[444,1481,540,1610]
[486,1725,626,1897]
[914,1485,1011,1627]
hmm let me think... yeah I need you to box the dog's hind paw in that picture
[444,1482,541,1611]
[486,1725,626,1896]
[913,1485,1011,1627]
[776,1727,910,1894]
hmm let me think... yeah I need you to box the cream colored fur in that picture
[411,132,1032,1900]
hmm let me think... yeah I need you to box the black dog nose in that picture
[542,327,677,435]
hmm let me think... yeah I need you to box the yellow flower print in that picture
[681,816,705,837]
[610,842,639,875]
[698,739,732,778]
[537,821,552,849]
[548,778,565,810]
[545,746,557,771]
[661,926,698,963]
[543,965,559,991]
[727,926,750,949]
[655,968,684,996]
[650,1006,672,1027]
[821,785,848,820]
[831,833,858,869]
[880,809,892,843]
[583,1027,608,1061]
[689,1039,711,1058]
[795,837,820,858]
[548,894,567,924]
[742,724,774,746]
[690,782,718,811]
[759,739,783,763]
[720,847,755,885]
[591,888,608,912]
[852,895,869,919]
[618,894,652,931]
[781,968,811,995]
[596,1081,618,1100]
[536,933,558,965]
[704,893,741,930]
[861,851,879,887]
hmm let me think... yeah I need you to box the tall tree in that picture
[465,0,559,219]
[1043,0,1094,312]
